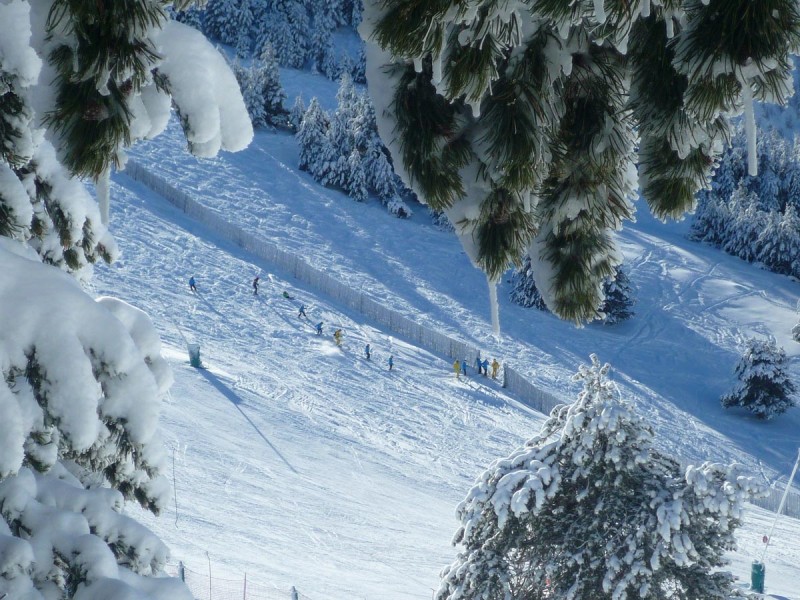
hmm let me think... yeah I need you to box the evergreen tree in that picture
[361,0,800,323]
[599,264,636,324]
[234,0,254,59]
[438,355,758,600]
[344,148,368,201]
[174,4,204,30]
[289,94,306,131]
[253,42,288,126]
[722,338,796,419]
[257,0,309,69]
[510,256,548,310]
[297,98,331,174]
[202,0,240,44]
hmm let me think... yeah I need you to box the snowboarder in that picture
[333,329,343,346]
[365,343,371,360]
[491,359,500,380]
[283,291,294,300]
[298,304,307,319]
[453,359,461,379]
[315,322,323,335]
[253,276,259,295]
[482,358,490,376]
[189,276,196,293]
[461,359,468,377]
[388,355,394,371]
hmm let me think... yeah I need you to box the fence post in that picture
[290,585,299,600]
[178,561,185,582]
[243,572,247,599]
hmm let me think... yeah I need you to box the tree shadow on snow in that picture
[198,368,298,474]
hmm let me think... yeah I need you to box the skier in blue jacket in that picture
[461,359,468,377]
[315,321,323,335]
[365,343,371,360]
[189,276,196,293]
[388,355,394,371]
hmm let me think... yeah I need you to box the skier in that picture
[475,354,482,373]
[491,358,500,380]
[333,329,343,347]
[315,321,323,336]
[189,276,197,293]
[461,359,468,377]
[482,358,490,376]
[252,276,259,295]
[283,291,293,300]
[388,355,394,371]
[453,359,461,379]
[365,343,371,360]
[298,304,307,319]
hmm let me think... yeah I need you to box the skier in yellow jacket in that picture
[453,359,461,379]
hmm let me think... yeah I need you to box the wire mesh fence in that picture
[124,159,800,520]
[165,562,314,600]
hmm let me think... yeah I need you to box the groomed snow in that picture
[87,101,800,596]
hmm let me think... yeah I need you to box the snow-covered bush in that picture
[437,355,759,600]
[721,338,797,419]
[0,245,190,599]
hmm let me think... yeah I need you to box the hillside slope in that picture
[86,130,800,598]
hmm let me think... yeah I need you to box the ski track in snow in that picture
[86,87,800,596]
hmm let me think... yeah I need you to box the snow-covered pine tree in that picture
[201,0,240,45]
[599,264,636,324]
[438,355,759,600]
[722,184,766,263]
[793,320,800,343]
[236,60,268,128]
[722,338,797,419]
[258,0,309,69]
[307,0,341,79]
[361,0,800,323]
[297,98,331,175]
[289,94,306,131]
[344,148,368,201]
[253,42,288,126]
[0,2,252,597]
[510,255,548,310]
[234,0,254,58]
[174,4,204,30]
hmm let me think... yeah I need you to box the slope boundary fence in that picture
[122,159,800,519]
[165,561,315,600]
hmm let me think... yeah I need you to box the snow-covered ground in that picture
[85,67,800,599]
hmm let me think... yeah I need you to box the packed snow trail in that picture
[91,177,548,599]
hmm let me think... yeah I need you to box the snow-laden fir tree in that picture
[437,355,759,600]
[599,265,636,324]
[344,148,368,201]
[510,256,548,310]
[0,1,251,597]
[202,0,240,45]
[297,97,331,174]
[722,338,797,419]
[289,94,307,131]
[257,0,309,68]
[360,0,800,324]
[234,0,254,59]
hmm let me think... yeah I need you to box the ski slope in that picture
[84,67,800,597]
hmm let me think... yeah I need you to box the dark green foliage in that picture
[44,0,165,178]
[364,0,800,323]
